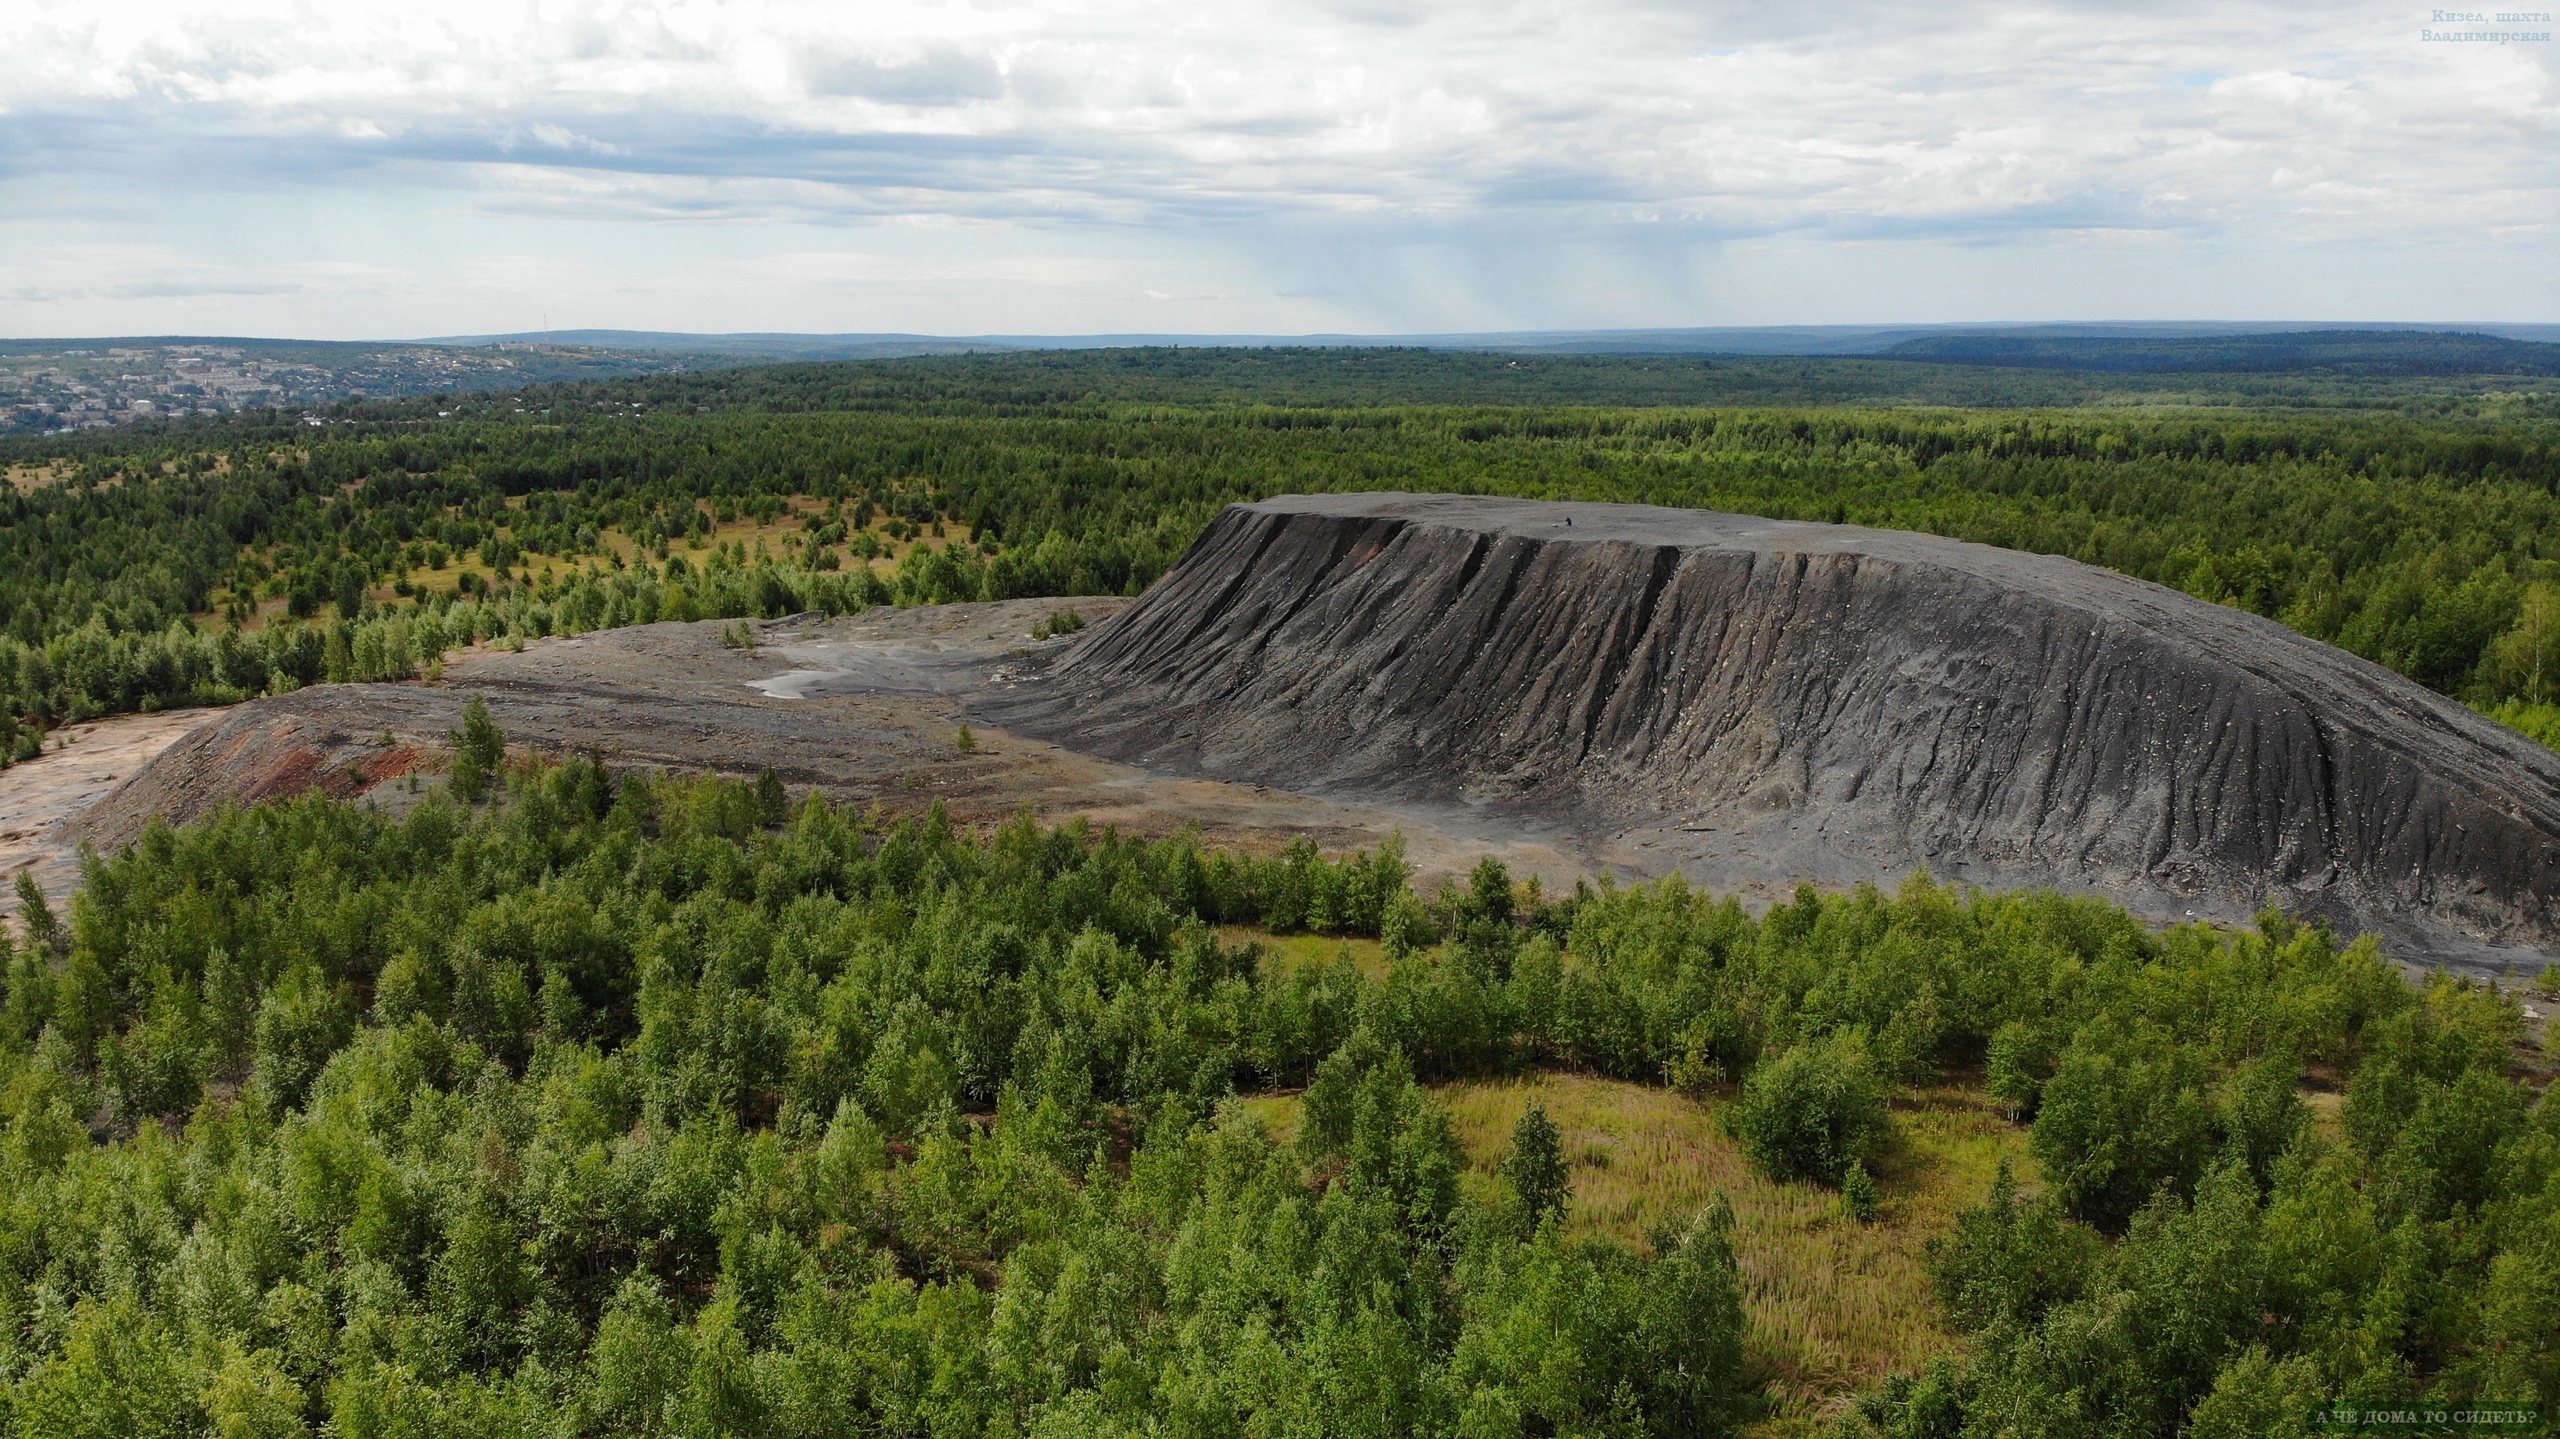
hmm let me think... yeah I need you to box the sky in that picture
[1,0,2554,339]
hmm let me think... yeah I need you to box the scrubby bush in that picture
[1927,1159,2101,1330]
[1842,1160,1881,1223]
[2029,1031,2218,1230]
[1724,1032,1890,1186]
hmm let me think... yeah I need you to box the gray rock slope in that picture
[983,492,2560,955]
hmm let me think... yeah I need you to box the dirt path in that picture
[0,707,226,924]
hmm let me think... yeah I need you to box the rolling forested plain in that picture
[5,348,2560,751]
[0,347,2552,1437]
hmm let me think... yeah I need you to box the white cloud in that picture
[0,0,2552,335]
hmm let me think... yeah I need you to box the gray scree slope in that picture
[984,492,2560,955]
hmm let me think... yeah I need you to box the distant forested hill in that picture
[415,344,2560,414]
[1879,328,2560,377]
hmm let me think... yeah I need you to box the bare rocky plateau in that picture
[18,495,2560,980]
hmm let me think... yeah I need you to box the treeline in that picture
[359,345,2560,415]
[1877,328,2560,377]
[5,356,2560,741]
[0,546,941,742]
[0,434,1188,741]
[0,734,2546,1434]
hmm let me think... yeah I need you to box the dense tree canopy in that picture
[0,720,2542,1435]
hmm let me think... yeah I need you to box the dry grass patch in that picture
[1432,1072,2033,1431]
[5,462,72,493]
[2303,1085,2346,1141]
[1218,926,1389,977]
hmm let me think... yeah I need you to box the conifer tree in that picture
[1504,1101,1570,1231]
[448,694,504,801]
[1842,1160,1880,1223]
[12,871,61,960]
[753,765,787,826]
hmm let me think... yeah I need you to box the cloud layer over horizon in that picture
[2,0,2554,338]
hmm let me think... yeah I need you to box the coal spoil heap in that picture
[982,492,2560,958]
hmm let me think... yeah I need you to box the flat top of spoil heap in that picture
[1249,492,2214,605]
[1249,491,1932,550]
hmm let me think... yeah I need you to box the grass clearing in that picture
[1218,925,1390,977]
[4,462,71,493]
[1242,1070,2034,1433]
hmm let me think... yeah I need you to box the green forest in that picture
[3,348,2560,757]
[0,731,2548,1438]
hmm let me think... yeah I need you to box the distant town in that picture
[0,338,711,433]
